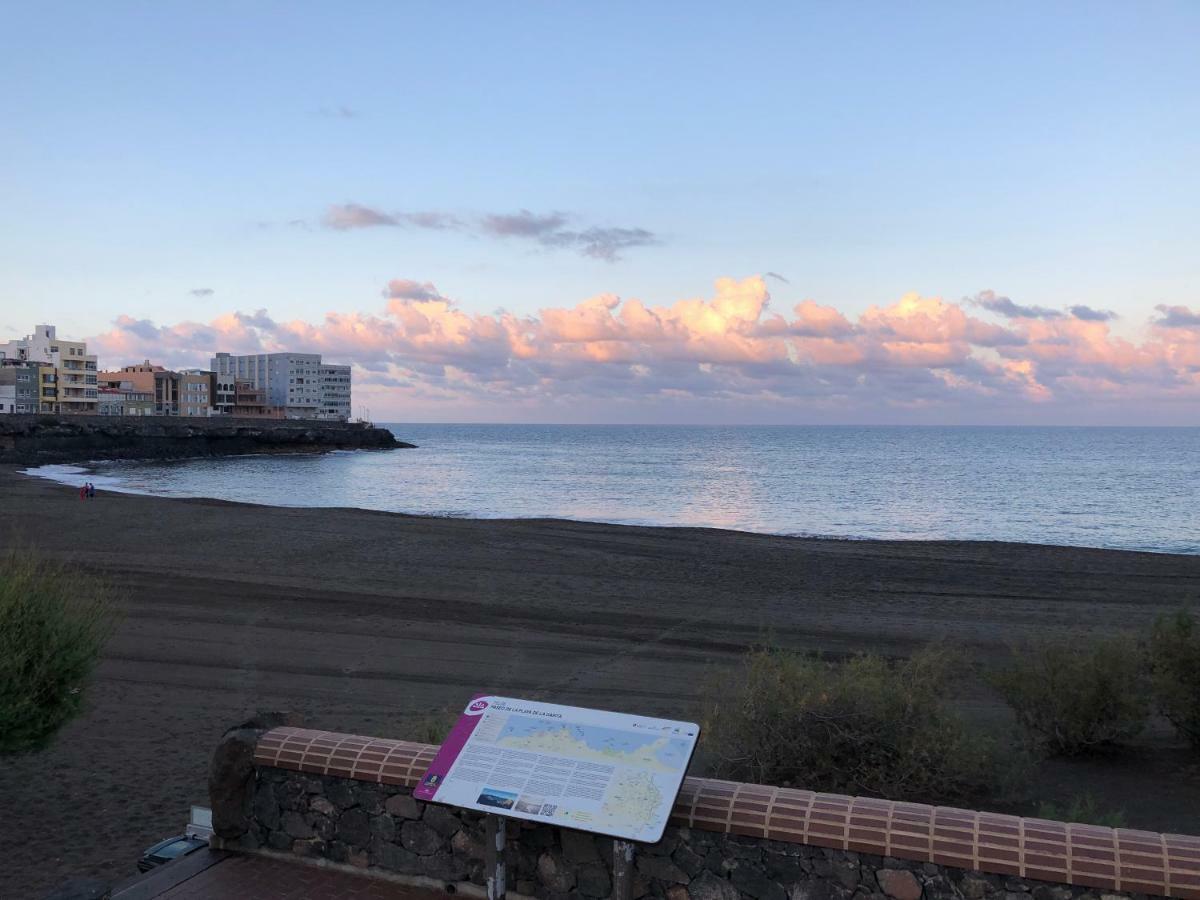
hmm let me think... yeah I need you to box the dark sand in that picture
[1,466,1198,897]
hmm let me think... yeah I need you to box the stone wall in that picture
[236,764,1145,900]
[208,727,1200,900]
[0,414,409,463]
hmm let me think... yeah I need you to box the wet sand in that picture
[2,465,1198,897]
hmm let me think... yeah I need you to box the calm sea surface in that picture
[27,425,1200,554]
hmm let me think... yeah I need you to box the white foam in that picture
[21,464,131,493]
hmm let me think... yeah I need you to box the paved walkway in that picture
[122,852,451,899]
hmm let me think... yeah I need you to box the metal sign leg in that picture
[486,814,507,900]
[612,839,635,900]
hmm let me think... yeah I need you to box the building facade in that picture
[213,373,236,415]
[97,385,154,416]
[0,362,42,414]
[318,364,352,420]
[0,370,15,414]
[178,370,213,417]
[0,324,98,413]
[98,360,181,415]
[211,352,351,420]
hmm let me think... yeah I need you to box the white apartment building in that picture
[0,324,98,413]
[319,364,352,420]
[210,352,351,420]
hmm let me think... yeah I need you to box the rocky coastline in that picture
[0,413,411,464]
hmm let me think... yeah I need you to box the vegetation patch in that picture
[1036,794,1126,828]
[0,550,119,754]
[1148,608,1200,749]
[991,634,1149,756]
[702,645,1002,804]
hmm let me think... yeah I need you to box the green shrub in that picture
[991,634,1148,756]
[0,550,118,754]
[1036,794,1125,828]
[409,706,458,745]
[1148,609,1200,749]
[701,645,1000,804]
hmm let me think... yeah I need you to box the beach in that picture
[2,465,1198,897]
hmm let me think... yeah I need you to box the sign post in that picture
[485,813,506,900]
[415,696,700,898]
[612,839,636,900]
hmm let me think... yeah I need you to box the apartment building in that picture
[0,361,43,414]
[209,373,282,418]
[235,381,284,418]
[178,369,214,417]
[213,373,236,415]
[97,385,154,416]
[0,324,98,413]
[319,364,352,420]
[211,352,351,420]
[98,360,180,415]
[0,369,11,414]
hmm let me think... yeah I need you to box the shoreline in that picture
[2,465,1199,895]
[16,460,1196,557]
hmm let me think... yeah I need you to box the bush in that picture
[1036,794,1125,828]
[409,706,458,745]
[702,645,1001,804]
[0,550,118,754]
[991,634,1148,756]
[1148,609,1200,749]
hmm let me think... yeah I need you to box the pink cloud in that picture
[85,278,1200,422]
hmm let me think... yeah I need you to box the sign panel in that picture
[414,696,699,843]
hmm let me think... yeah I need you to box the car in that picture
[136,835,208,872]
[136,806,213,873]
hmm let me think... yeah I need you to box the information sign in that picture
[414,695,700,843]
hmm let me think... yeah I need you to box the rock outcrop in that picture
[0,414,411,464]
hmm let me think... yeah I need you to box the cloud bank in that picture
[86,279,1200,423]
[321,203,657,261]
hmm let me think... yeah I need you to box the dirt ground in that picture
[1,466,1198,898]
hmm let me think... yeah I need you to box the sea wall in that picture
[0,414,409,464]
[209,724,1200,900]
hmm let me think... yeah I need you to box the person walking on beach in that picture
[87,482,96,499]
[79,484,87,501]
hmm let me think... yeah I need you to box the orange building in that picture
[97,360,179,415]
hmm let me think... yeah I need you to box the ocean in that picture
[26,424,1200,554]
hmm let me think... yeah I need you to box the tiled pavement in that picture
[150,854,451,899]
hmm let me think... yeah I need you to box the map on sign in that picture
[413,696,699,842]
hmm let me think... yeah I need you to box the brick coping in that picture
[254,726,1200,899]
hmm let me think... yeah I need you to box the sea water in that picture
[24,425,1200,554]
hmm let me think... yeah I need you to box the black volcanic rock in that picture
[0,414,413,464]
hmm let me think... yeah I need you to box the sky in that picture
[2,2,1198,424]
